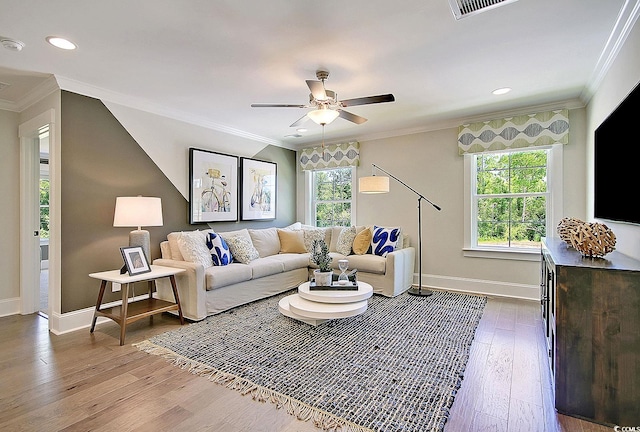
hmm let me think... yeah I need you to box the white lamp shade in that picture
[307,108,340,125]
[359,176,390,194]
[113,196,163,228]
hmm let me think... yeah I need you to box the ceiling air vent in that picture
[448,0,519,20]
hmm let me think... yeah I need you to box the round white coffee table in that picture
[278,281,373,326]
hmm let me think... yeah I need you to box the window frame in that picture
[304,166,357,227]
[463,145,563,261]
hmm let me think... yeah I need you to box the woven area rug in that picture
[135,290,486,432]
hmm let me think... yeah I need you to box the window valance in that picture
[299,141,360,170]
[457,109,569,155]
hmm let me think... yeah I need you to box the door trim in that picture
[19,109,55,316]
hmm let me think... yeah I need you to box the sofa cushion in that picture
[283,222,302,230]
[353,227,372,255]
[303,228,327,252]
[345,253,386,274]
[177,230,213,267]
[328,227,342,252]
[272,253,312,271]
[336,226,357,255]
[225,235,259,264]
[248,227,281,257]
[248,256,285,279]
[371,225,402,257]
[219,228,251,243]
[206,232,232,266]
[167,232,185,261]
[277,229,307,253]
[205,263,253,290]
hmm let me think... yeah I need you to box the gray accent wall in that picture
[60,91,296,313]
[0,109,20,304]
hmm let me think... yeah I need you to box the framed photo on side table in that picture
[120,246,151,276]
[241,157,276,221]
[189,148,239,223]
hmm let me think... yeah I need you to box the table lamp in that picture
[113,196,163,261]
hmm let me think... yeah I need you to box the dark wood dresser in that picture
[541,237,640,425]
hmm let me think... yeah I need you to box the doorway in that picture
[19,109,56,322]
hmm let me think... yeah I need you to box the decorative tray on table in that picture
[309,271,359,291]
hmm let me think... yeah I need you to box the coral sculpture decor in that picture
[557,217,616,258]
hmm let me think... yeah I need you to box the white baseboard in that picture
[13,275,538,333]
[49,294,152,335]
[0,297,21,317]
[417,273,539,301]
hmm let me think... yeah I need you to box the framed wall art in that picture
[120,246,151,276]
[189,148,238,223]
[240,157,277,221]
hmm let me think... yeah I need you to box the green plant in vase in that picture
[310,239,333,286]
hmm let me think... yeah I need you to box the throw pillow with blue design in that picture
[206,231,232,266]
[371,225,401,257]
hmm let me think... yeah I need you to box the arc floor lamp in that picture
[359,164,441,296]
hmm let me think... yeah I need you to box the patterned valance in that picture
[299,141,360,170]
[457,109,569,155]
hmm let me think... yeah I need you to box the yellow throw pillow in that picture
[277,229,307,254]
[352,227,372,255]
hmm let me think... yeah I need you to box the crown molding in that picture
[294,98,586,151]
[0,76,60,113]
[581,0,640,103]
[54,75,284,147]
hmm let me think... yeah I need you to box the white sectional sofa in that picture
[153,223,415,321]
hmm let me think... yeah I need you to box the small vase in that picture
[314,269,333,286]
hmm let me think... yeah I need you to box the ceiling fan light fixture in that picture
[307,107,339,125]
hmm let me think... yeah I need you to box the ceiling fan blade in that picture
[251,103,307,108]
[306,80,327,100]
[340,94,395,107]
[290,114,309,128]
[339,110,367,124]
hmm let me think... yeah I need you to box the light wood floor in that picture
[0,296,613,432]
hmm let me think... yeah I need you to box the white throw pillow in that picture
[248,227,281,257]
[370,225,402,257]
[225,235,259,264]
[177,230,213,268]
[336,226,356,255]
[303,228,327,253]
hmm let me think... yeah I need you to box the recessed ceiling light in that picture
[296,128,307,133]
[492,87,512,95]
[46,36,77,50]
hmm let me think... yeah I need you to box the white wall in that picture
[587,16,640,260]
[296,108,586,299]
[0,109,20,315]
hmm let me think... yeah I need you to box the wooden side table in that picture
[89,265,185,345]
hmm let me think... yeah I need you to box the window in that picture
[40,176,50,239]
[465,146,562,259]
[310,167,354,227]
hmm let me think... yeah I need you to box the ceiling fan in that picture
[251,70,395,128]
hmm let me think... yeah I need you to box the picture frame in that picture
[241,157,277,221]
[120,246,151,276]
[189,148,239,223]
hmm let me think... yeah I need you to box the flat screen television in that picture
[594,79,640,225]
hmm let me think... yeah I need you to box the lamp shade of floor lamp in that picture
[359,164,441,296]
[113,196,163,261]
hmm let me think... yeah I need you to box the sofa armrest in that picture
[152,258,207,321]
[384,246,416,296]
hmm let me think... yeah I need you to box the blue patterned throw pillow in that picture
[206,231,232,266]
[371,225,402,257]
